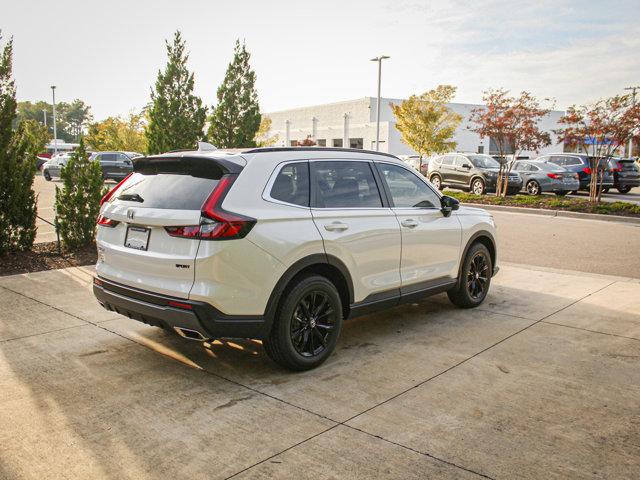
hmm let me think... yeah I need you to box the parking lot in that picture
[1,260,639,479]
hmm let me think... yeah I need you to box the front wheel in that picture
[601,187,610,194]
[555,191,569,196]
[263,275,343,371]
[448,243,492,308]
[526,180,541,195]
[617,186,631,194]
[471,178,486,195]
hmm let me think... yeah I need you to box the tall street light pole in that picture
[625,86,639,158]
[370,56,390,151]
[51,85,57,154]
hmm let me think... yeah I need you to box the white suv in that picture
[93,147,498,370]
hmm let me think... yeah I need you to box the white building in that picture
[265,97,565,158]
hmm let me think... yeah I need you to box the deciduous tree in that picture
[391,85,462,172]
[469,89,552,197]
[146,31,206,154]
[54,138,106,249]
[254,116,279,147]
[555,95,640,202]
[208,40,261,148]
[86,113,147,152]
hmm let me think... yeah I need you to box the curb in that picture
[463,203,640,225]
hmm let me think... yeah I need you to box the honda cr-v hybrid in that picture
[93,146,499,370]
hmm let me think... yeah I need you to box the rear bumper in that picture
[616,178,640,188]
[93,277,268,340]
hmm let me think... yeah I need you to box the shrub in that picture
[54,138,106,250]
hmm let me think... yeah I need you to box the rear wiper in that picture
[118,193,144,203]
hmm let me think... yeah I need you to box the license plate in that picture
[124,226,150,251]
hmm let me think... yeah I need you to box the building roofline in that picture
[241,146,400,159]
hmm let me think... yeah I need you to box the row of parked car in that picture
[416,152,639,196]
[42,151,142,182]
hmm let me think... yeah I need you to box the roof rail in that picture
[241,146,400,159]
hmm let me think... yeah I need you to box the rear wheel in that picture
[617,186,631,194]
[601,187,610,193]
[526,180,541,195]
[430,174,442,191]
[447,243,492,308]
[471,178,486,195]
[263,274,343,371]
[555,191,569,196]
[43,171,51,181]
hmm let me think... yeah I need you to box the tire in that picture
[601,187,610,193]
[430,174,443,191]
[525,180,541,195]
[43,171,51,181]
[555,191,569,196]
[263,274,343,371]
[617,186,631,194]
[471,178,486,195]
[569,190,578,195]
[447,243,492,308]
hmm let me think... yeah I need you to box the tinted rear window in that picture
[114,173,218,210]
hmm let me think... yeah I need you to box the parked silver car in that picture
[512,160,580,195]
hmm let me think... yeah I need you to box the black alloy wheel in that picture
[263,274,343,371]
[447,242,492,308]
[290,291,337,357]
[467,252,489,300]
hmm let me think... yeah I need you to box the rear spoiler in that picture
[134,155,244,179]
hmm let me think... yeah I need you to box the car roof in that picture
[146,147,404,169]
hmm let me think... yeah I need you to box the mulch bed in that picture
[0,242,97,277]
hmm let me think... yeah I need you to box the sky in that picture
[4,0,640,121]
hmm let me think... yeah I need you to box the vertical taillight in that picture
[200,175,256,240]
[100,173,133,206]
[582,167,592,175]
[164,174,256,241]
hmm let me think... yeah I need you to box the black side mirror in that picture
[462,163,472,169]
[440,195,460,217]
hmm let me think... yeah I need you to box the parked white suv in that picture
[93,147,498,370]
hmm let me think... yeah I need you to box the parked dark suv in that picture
[89,151,142,181]
[428,153,523,195]
[606,157,640,194]
[534,153,613,193]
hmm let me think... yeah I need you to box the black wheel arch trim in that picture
[457,231,497,286]
[263,253,355,329]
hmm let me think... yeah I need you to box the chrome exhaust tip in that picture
[173,326,208,341]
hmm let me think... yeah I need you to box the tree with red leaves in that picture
[555,94,640,202]
[469,89,552,197]
[298,136,316,146]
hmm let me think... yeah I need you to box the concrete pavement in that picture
[1,263,639,479]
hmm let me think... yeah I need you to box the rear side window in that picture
[311,161,382,208]
[101,153,117,162]
[270,162,310,207]
[115,173,219,210]
[441,156,454,165]
[565,157,582,166]
[548,156,565,165]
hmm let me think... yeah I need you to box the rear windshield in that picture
[114,173,218,210]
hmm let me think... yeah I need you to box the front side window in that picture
[378,163,440,208]
[270,162,310,207]
[311,161,382,208]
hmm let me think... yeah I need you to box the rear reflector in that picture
[167,300,193,310]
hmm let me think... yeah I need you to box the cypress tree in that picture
[54,138,106,250]
[0,32,38,255]
[208,40,261,148]
[146,31,206,154]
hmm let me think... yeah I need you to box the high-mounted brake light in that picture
[97,214,119,228]
[100,173,132,206]
[164,174,256,241]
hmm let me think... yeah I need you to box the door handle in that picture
[401,219,419,228]
[324,222,349,232]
